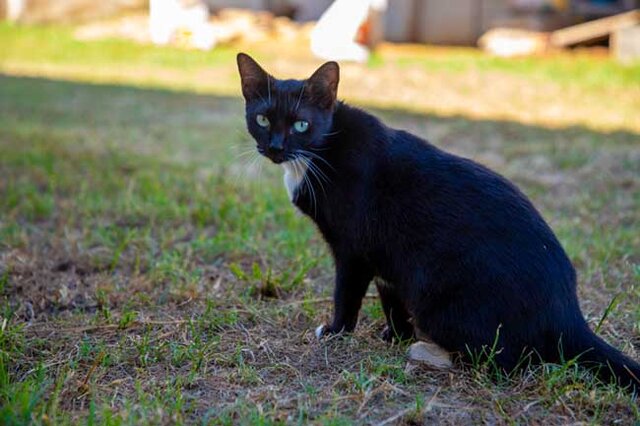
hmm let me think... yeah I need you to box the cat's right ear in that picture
[306,61,340,110]
[237,53,271,102]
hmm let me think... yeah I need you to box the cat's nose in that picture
[268,134,285,153]
[268,143,284,153]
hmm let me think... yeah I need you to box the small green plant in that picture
[94,288,113,323]
[0,268,9,294]
[340,363,377,394]
[199,299,239,335]
[402,393,425,425]
[0,362,49,425]
[118,309,137,329]
[466,324,512,384]
[595,292,623,333]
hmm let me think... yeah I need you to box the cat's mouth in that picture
[261,151,288,164]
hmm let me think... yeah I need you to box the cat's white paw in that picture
[315,324,326,340]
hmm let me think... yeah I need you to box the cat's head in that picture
[237,53,339,164]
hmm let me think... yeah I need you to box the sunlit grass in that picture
[2,22,640,131]
[391,45,640,90]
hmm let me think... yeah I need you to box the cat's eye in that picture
[293,120,309,133]
[256,114,270,128]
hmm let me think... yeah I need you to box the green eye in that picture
[293,120,309,133]
[256,114,270,128]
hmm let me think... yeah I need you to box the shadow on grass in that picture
[1,73,638,151]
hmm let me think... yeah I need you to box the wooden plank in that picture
[550,9,640,47]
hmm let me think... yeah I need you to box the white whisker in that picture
[300,150,335,172]
[303,158,318,218]
[297,151,334,173]
[267,76,272,105]
[297,152,329,187]
[254,89,267,106]
[295,149,333,204]
[234,148,259,160]
[231,148,260,187]
[296,155,314,217]
[306,159,330,185]
[291,157,303,202]
[294,85,305,112]
[256,153,265,187]
[307,161,327,196]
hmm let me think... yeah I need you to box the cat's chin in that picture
[262,154,287,164]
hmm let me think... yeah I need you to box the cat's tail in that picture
[566,325,640,391]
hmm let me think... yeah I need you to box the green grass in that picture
[0,23,639,425]
[3,21,640,133]
[0,23,237,70]
[4,21,638,90]
[394,47,640,90]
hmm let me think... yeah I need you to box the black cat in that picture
[236,52,640,389]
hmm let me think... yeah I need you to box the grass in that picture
[391,45,640,89]
[1,22,639,424]
[2,21,640,132]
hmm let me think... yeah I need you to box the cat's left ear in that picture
[306,61,340,110]
[237,53,272,102]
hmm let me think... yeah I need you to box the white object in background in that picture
[150,0,178,45]
[310,0,387,63]
[7,0,25,21]
[149,0,216,50]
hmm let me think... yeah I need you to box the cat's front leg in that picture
[375,280,415,342]
[316,256,373,338]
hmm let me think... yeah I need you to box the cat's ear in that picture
[237,53,272,102]
[306,61,340,110]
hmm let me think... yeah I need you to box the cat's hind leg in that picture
[375,278,415,342]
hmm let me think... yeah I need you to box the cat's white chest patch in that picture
[282,161,308,201]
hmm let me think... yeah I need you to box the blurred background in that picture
[1,1,640,423]
[2,0,639,57]
[2,0,639,129]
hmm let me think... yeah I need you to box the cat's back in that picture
[377,126,575,293]
[378,127,561,246]
[335,107,553,240]
[383,128,524,202]
[380,128,509,199]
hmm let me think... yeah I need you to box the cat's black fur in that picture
[236,53,640,389]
